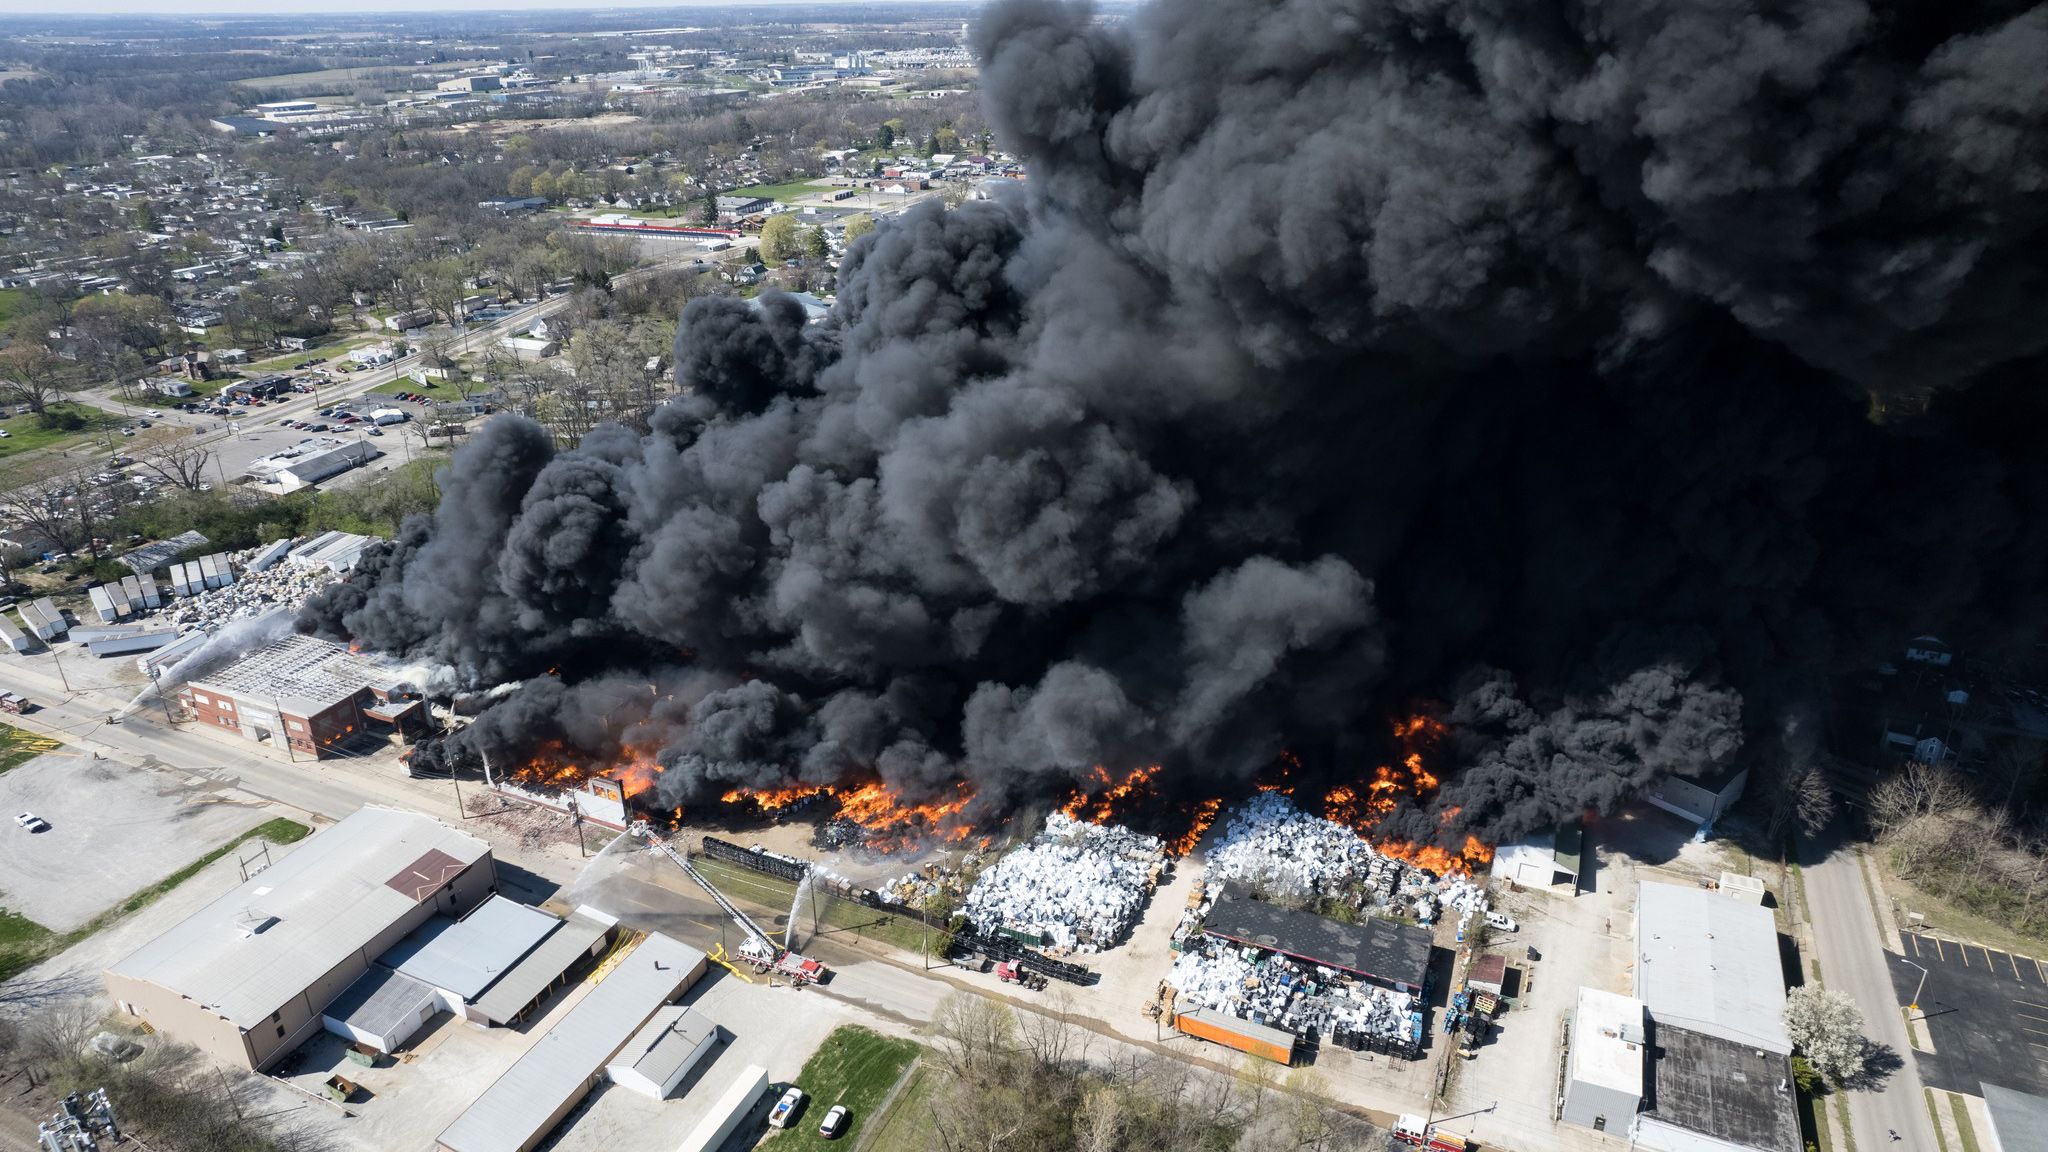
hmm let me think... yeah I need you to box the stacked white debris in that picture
[161,539,349,630]
[1165,937,1420,1042]
[1202,793,1489,928]
[961,813,1165,952]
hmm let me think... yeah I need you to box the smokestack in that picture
[301,0,2048,849]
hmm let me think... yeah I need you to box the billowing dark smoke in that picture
[303,0,2048,846]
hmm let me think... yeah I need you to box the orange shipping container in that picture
[1173,1006,1295,1065]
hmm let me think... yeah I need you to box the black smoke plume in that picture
[304,0,2048,847]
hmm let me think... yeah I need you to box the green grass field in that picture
[0,817,309,984]
[764,1026,920,1149]
[0,403,125,459]
[369,376,460,399]
[860,1063,944,1152]
[0,287,27,328]
[732,180,829,204]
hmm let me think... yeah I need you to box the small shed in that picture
[1468,953,1508,996]
[605,1006,719,1100]
[322,967,440,1054]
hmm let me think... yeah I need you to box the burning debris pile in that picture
[302,0,2048,852]
[1166,940,1422,1054]
[1196,793,1491,931]
[720,782,978,856]
[960,813,1168,952]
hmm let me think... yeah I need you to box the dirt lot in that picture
[0,752,269,932]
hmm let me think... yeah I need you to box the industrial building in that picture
[262,439,378,490]
[1560,882,1798,1152]
[1201,885,1433,992]
[105,807,496,1071]
[323,896,614,1052]
[1642,765,1750,827]
[605,1006,721,1099]
[435,932,710,1152]
[1491,823,1583,891]
[1633,881,1790,1054]
[180,633,427,758]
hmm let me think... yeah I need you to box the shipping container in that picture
[1172,1006,1295,1065]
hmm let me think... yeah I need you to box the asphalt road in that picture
[1800,821,1935,1149]
[1896,929,2048,1096]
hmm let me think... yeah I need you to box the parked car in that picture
[1485,910,1519,933]
[15,812,49,833]
[768,1087,804,1129]
[818,1105,850,1140]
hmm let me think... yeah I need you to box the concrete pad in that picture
[0,753,269,931]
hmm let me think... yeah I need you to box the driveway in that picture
[1897,930,2048,1095]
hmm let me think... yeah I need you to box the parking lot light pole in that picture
[1900,957,1929,1017]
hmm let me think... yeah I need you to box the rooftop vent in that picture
[235,908,278,937]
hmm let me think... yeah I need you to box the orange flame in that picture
[721,779,977,851]
[1058,763,1161,825]
[1168,796,1222,857]
[1316,713,1493,876]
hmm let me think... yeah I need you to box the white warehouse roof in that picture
[1572,987,1646,1097]
[437,932,707,1152]
[383,895,560,1001]
[1634,881,1791,1054]
[107,807,490,1030]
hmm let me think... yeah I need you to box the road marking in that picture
[2014,998,2048,1013]
[2014,952,2026,980]
[1962,945,1971,967]
[1909,934,1923,958]
[2021,1024,2048,1040]
[2037,957,2047,983]
[1934,938,1947,961]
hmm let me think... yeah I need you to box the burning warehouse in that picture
[300,0,2048,859]
[183,634,427,759]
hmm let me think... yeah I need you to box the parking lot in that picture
[1897,930,2048,1095]
[0,752,269,932]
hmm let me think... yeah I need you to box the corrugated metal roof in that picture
[1634,881,1790,1053]
[613,1005,716,1086]
[1984,1084,2048,1152]
[436,933,706,1152]
[107,807,490,1029]
[1203,885,1433,987]
[325,966,436,1042]
[466,913,608,1025]
[383,895,559,1001]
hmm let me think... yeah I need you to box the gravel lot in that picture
[0,752,269,931]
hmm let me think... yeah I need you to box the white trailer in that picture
[0,614,30,654]
[87,584,123,623]
[86,630,178,658]
[138,573,162,608]
[675,1064,770,1152]
[371,408,410,425]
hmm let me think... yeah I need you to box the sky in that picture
[11,0,960,13]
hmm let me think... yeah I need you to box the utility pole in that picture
[147,665,176,726]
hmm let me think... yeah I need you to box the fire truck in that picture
[1393,1114,1470,1152]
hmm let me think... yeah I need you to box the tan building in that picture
[105,807,496,1070]
[181,633,427,759]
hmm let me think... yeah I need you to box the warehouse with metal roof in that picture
[104,807,496,1070]
[384,894,560,1008]
[1202,885,1434,991]
[1634,881,1790,1054]
[436,932,709,1152]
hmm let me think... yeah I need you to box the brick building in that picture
[182,633,427,758]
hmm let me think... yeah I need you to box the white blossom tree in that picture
[1785,985,1865,1084]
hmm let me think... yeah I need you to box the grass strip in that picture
[1951,1092,1981,1152]
[762,1025,919,1150]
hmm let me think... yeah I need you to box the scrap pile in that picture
[162,543,338,629]
[1165,936,1423,1052]
[961,813,1167,952]
[1200,792,1491,927]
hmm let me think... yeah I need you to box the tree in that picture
[876,122,896,149]
[130,428,216,492]
[700,191,719,225]
[0,343,74,416]
[802,226,829,260]
[759,214,802,264]
[843,214,875,244]
[1785,985,1865,1085]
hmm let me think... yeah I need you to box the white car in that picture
[768,1086,804,1129]
[1485,910,1519,933]
[15,812,50,833]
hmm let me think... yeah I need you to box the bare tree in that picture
[0,342,74,415]
[130,428,216,491]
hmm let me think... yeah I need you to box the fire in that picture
[1316,713,1494,876]
[721,779,977,850]
[1058,763,1161,824]
[1168,796,1222,857]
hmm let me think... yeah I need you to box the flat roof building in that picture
[436,933,708,1152]
[384,894,559,1008]
[1491,823,1582,891]
[1563,988,1645,1136]
[1983,1083,2048,1152]
[1635,882,1790,1053]
[182,633,424,758]
[106,807,495,1070]
[1637,1023,1799,1152]
[1202,884,1433,992]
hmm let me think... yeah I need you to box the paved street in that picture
[1800,821,1934,1149]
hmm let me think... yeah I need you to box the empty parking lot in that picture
[1896,930,2048,1096]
